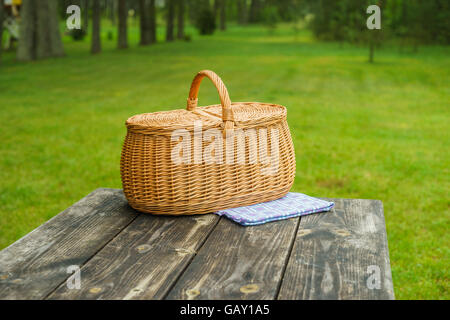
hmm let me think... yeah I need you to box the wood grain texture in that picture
[165,216,300,300]
[47,213,220,300]
[277,199,394,300]
[0,188,138,300]
[0,188,394,300]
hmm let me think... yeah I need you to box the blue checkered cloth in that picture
[214,192,334,226]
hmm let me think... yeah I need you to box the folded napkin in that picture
[214,192,334,226]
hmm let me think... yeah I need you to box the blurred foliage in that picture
[195,8,216,35]
[305,0,450,46]
[69,28,87,41]
[54,0,449,48]
[261,5,279,34]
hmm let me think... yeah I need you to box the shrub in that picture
[107,30,114,41]
[195,9,216,35]
[262,6,280,34]
[69,28,86,41]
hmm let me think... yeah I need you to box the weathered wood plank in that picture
[277,199,394,300]
[0,188,138,300]
[47,213,220,299]
[165,216,300,300]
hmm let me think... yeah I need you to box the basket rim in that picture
[125,102,287,135]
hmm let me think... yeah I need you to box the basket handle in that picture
[187,70,234,134]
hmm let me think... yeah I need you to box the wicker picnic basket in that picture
[120,70,296,215]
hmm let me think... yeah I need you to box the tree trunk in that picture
[17,0,65,61]
[117,0,128,48]
[166,0,175,42]
[368,1,383,63]
[237,0,247,25]
[139,0,151,45]
[369,39,374,63]
[149,0,156,43]
[187,0,209,25]
[91,0,101,54]
[249,0,261,23]
[213,0,219,20]
[177,0,184,39]
[83,0,89,31]
[110,0,116,25]
[219,0,226,31]
[0,0,4,63]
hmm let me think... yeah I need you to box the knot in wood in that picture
[240,284,259,293]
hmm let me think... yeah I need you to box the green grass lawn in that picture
[0,22,449,299]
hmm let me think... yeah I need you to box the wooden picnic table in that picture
[0,188,394,300]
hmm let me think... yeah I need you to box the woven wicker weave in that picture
[120,70,295,215]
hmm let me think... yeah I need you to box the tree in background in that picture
[367,1,384,63]
[177,0,185,40]
[219,0,226,31]
[305,0,449,49]
[7,0,448,61]
[262,4,279,35]
[213,0,219,21]
[91,0,101,54]
[109,0,116,26]
[305,0,383,62]
[166,0,175,41]
[195,7,216,35]
[237,0,247,25]
[17,0,65,61]
[139,0,151,45]
[388,0,449,49]
[272,0,300,22]
[189,0,215,35]
[0,0,4,63]
[149,0,157,43]
[83,0,89,32]
[187,0,208,26]
[249,0,262,23]
[117,0,127,48]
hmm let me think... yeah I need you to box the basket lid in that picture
[126,102,286,134]
[126,70,287,135]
